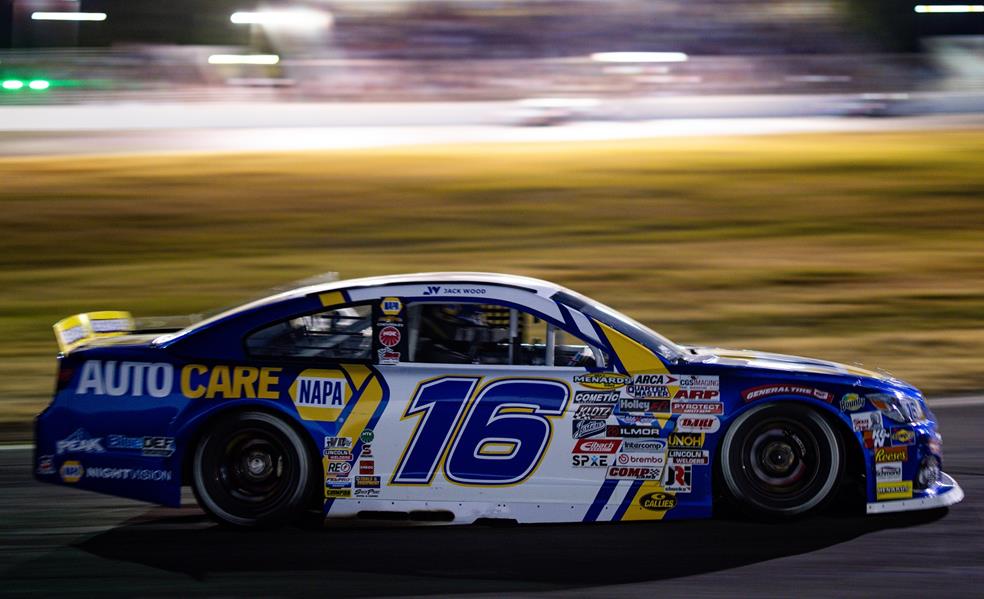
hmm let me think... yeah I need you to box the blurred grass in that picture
[2,129,984,423]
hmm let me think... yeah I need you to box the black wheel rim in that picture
[204,423,300,518]
[740,417,822,503]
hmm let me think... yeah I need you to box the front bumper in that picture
[867,472,964,514]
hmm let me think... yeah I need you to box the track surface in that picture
[1,402,982,598]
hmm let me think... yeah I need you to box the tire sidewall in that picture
[192,410,313,527]
[720,402,843,518]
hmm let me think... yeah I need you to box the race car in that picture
[35,272,963,527]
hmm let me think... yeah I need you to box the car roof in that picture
[159,272,565,344]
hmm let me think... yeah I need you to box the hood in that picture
[684,346,905,386]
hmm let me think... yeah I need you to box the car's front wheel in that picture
[192,410,315,528]
[720,403,843,518]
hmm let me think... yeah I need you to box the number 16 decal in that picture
[391,377,569,486]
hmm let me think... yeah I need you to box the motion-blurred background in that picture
[1,1,982,438]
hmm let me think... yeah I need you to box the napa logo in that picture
[288,370,351,422]
[59,460,84,483]
[380,297,402,316]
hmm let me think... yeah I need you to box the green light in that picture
[2,80,24,90]
[28,80,50,90]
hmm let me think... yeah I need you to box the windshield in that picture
[552,289,685,362]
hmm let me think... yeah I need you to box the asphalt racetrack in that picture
[1,399,982,598]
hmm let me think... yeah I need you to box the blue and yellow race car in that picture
[35,273,963,527]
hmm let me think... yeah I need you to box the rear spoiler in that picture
[53,311,135,354]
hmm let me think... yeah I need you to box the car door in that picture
[369,295,613,515]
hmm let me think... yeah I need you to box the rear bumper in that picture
[866,472,963,514]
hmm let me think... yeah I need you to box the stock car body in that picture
[35,273,963,526]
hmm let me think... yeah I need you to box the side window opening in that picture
[246,304,373,360]
[406,302,607,367]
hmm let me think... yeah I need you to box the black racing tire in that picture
[720,403,844,519]
[192,411,315,528]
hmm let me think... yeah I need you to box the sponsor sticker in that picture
[59,460,84,483]
[324,436,353,457]
[626,384,671,399]
[667,432,705,448]
[359,461,375,475]
[875,461,903,482]
[325,477,352,497]
[675,415,720,433]
[574,404,614,419]
[616,452,666,468]
[851,411,883,433]
[573,373,631,390]
[56,429,104,455]
[874,446,908,463]
[573,390,620,404]
[572,454,611,468]
[668,448,710,465]
[840,393,865,412]
[639,491,676,511]
[377,349,401,364]
[355,475,381,488]
[623,439,668,453]
[742,384,832,403]
[360,429,375,444]
[353,488,380,498]
[573,419,608,439]
[663,464,692,493]
[76,360,281,400]
[290,370,350,421]
[607,466,662,480]
[876,480,913,500]
[86,467,172,482]
[671,401,723,415]
[36,455,55,475]
[573,438,622,454]
[891,428,916,446]
[608,424,666,438]
[325,461,352,478]
[380,297,403,316]
[673,389,720,401]
[378,326,401,348]
[619,397,670,413]
[862,428,889,449]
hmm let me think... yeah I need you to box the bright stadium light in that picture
[208,54,281,65]
[230,9,332,28]
[590,52,688,63]
[2,80,24,90]
[914,4,984,12]
[28,80,51,90]
[31,12,108,21]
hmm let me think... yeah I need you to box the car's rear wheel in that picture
[192,411,314,528]
[720,403,843,518]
